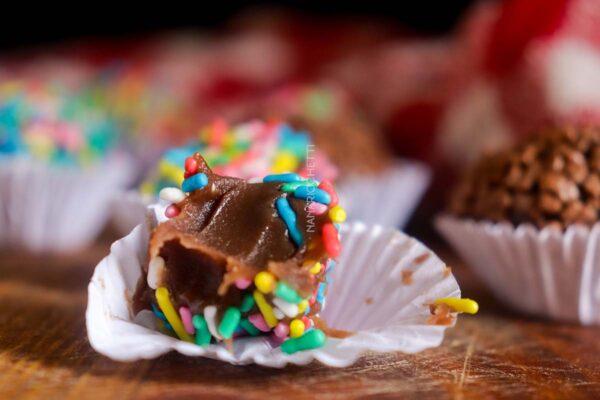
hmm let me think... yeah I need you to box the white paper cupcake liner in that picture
[336,160,431,228]
[87,220,461,367]
[110,160,431,235]
[436,216,600,325]
[0,155,134,252]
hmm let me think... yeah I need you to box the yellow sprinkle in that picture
[289,319,305,338]
[328,205,347,223]
[253,291,278,328]
[155,287,194,342]
[434,298,479,314]
[158,160,184,186]
[254,271,276,294]
[309,262,322,275]
[297,300,308,314]
[272,151,299,173]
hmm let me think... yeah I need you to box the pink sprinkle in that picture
[248,313,270,332]
[301,316,313,329]
[268,333,286,347]
[235,278,252,290]
[179,306,195,335]
[274,322,289,338]
[165,204,180,218]
[308,202,328,215]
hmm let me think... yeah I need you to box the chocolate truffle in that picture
[449,126,600,229]
[133,152,345,353]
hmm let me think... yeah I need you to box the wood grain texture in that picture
[0,236,598,400]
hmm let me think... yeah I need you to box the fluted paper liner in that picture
[0,156,133,252]
[111,160,431,235]
[436,216,600,325]
[87,220,461,367]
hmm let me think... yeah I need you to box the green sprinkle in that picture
[240,293,255,313]
[239,318,260,336]
[192,315,212,347]
[218,307,241,339]
[275,282,303,304]
[281,329,327,354]
[280,180,317,193]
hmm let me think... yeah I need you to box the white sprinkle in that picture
[273,307,285,320]
[272,297,299,318]
[204,306,223,340]
[247,176,262,184]
[147,256,165,289]
[159,187,186,203]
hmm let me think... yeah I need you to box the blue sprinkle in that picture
[276,197,303,246]
[263,173,303,183]
[182,173,208,192]
[152,304,173,330]
[316,282,327,304]
[293,186,331,205]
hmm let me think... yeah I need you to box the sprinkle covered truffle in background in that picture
[449,125,600,229]
[0,80,122,166]
[140,119,338,196]
[134,152,345,354]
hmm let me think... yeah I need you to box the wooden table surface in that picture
[0,232,598,400]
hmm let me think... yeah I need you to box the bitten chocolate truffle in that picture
[133,152,345,354]
[450,126,600,229]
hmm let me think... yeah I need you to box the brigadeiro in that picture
[132,152,345,353]
[437,125,600,324]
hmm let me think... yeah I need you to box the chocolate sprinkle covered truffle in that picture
[449,126,600,229]
[133,152,345,353]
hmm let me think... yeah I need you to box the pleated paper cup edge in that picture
[0,156,134,252]
[435,214,600,324]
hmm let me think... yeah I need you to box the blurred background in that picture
[1,0,599,250]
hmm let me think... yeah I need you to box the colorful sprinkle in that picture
[235,278,252,290]
[155,287,193,343]
[274,322,290,339]
[184,156,199,175]
[307,202,328,215]
[239,318,261,336]
[239,293,255,313]
[322,222,341,258]
[318,180,338,207]
[181,173,208,192]
[275,197,303,246]
[328,205,347,223]
[147,256,165,289]
[253,291,278,328]
[274,281,303,304]
[203,306,223,340]
[293,186,331,205]
[179,306,195,335]
[289,319,306,338]
[281,329,326,354]
[298,300,309,314]
[434,298,479,314]
[263,173,303,183]
[309,262,322,275]
[254,271,276,294]
[192,314,212,346]
[159,187,186,203]
[164,204,180,218]
[272,297,299,318]
[218,307,241,339]
[280,180,317,193]
[248,313,270,332]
